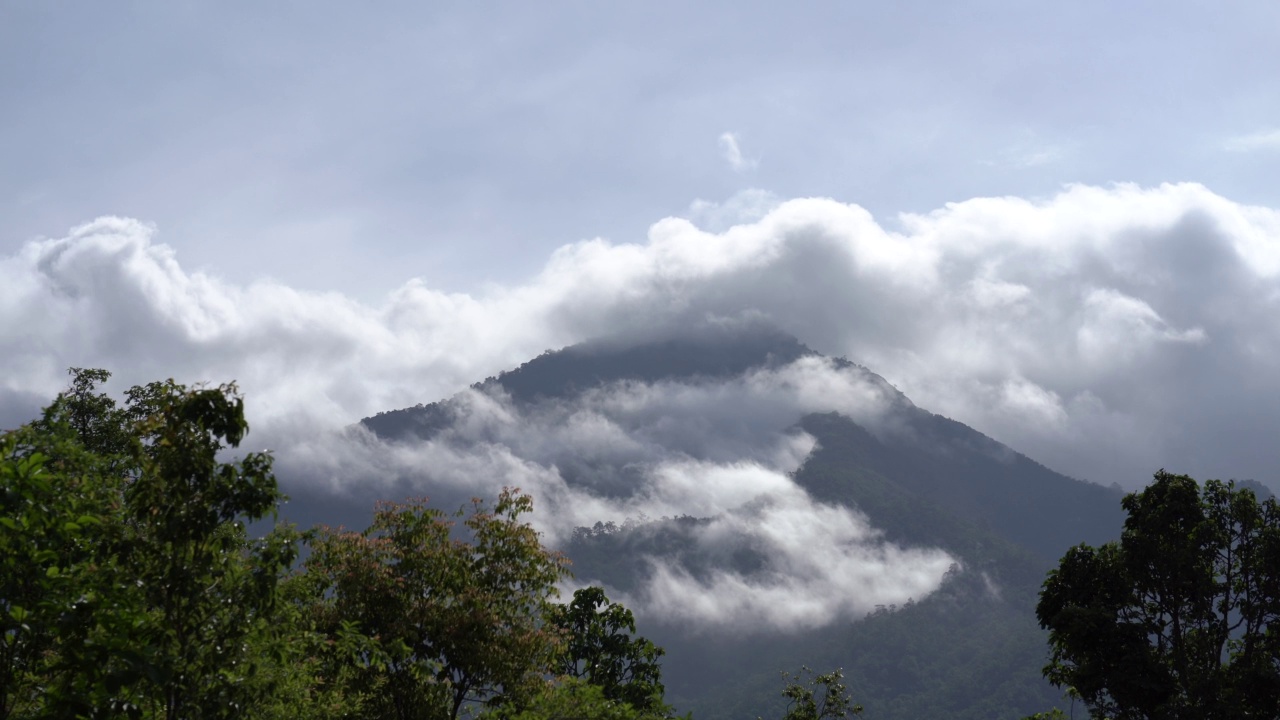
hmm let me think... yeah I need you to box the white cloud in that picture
[718,131,758,172]
[1223,128,1280,152]
[283,355,901,518]
[686,188,780,233]
[5,181,1280,498]
[269,358,952,630]
[631,487,953,631]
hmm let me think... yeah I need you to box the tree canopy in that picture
[774,667,861,720]
[1,369,671,720]
[2,368,298,719]
[1036,470,1280,719]
[302,491,571,720]
[549,586,666,711]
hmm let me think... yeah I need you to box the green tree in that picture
[1036,470,1280,719]
[117,377,296,719]
[770,667,861,720]
[1020,710,1068,720]
[549,586,666,711]
[1,369,298,719]
[304,490,570,720]
[240,562,375,720]
[488,677,670,720]
[6,370,617,720]
[1,368,161,717]
[0,434,116,718]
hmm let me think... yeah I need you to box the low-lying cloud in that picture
[274,355,905,537]
[268,358,951,630]
[5,182,1280,526]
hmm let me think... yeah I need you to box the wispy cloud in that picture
[718,132,758,172]
[1223,128,1280,153]
[985,131,1069,168]
[275,356,953,630]
[1005,145,1066,168]
[686,188,780,232]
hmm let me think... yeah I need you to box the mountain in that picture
[359,325,1126,719]
[362,325,818,440]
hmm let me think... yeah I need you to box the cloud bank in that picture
[7,180,1280,627]
[10,181,1280,626]
[4,181,1280,507]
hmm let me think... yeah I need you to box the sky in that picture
[5,2,1280,627]
[5,2,1279,296]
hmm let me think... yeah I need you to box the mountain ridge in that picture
[356,325,1126,719]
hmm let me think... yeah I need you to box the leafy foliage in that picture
[2,369,679,720]
[302,490,571,720]
[485,677,671,720]
[0,436,113,717]
[549,587,666,711]
[1,368,300,719]
[773,667,860,720]
[1037,470,1280,719]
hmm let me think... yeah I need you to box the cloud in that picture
[268,357,951,630]
[1005,145,1066,168]
[983,130,1070,169]
[990,143,1067,169]
[1223,128,1280,152]
[629,473,953,631]
[5,181,1280,502]
[276,355,901,523]
[13,182,1280,625]
[686,188,780,233]
[718,131,757,172]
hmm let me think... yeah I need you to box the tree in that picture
[304,490,570,720]
[0,433,117,718]
[5,369,618,720]
[239,564,376,720]
[1,369,298,719]
[487,677,670,720]
[549,586,666,711]
[770,667,861,720]
[117,377,296,719]
[1036,470,1280,719]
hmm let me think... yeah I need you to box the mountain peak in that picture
[484,325,818,403]
[362,325,833,440]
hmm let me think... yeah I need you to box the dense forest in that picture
[6,361,1280,719]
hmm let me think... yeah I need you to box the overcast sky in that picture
[6,2,1279,294]
[5,1,1280,498]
